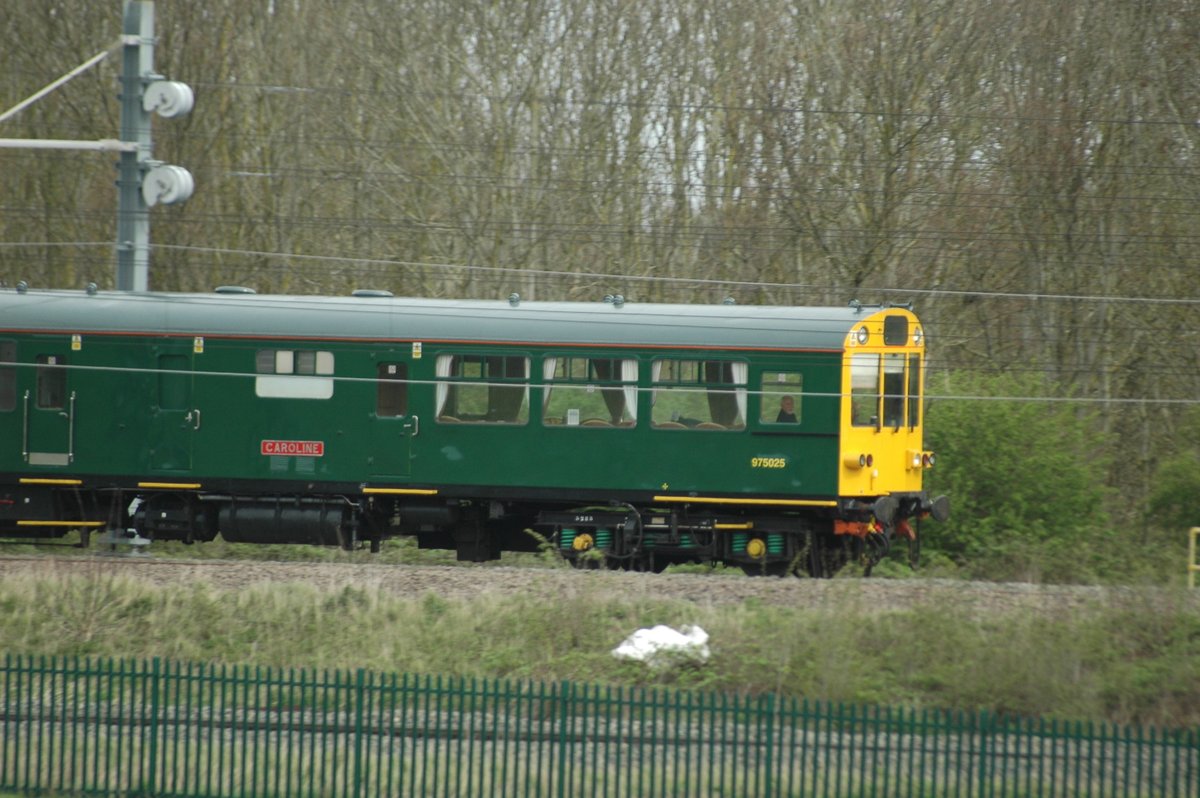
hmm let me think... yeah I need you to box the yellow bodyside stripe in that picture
[362,487,440,496]
[653,495,838,508]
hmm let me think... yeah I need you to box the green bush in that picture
[1147,407,1200,533]
[1148,455,1200,533]
[923,372,1113,580]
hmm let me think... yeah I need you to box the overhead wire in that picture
[8,102,1200,181]
[4,26,1196,417]
[4,82,1196,408]
[5,104,1197,274]
[139,245,1200,306]
[4,240,1200,312]
[4,209,1198,278]
[181,77,1198,131]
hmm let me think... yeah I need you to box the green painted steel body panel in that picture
[0,289,858,499]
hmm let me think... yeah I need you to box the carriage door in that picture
[148,347,196,471]
[24,351,74,466]
[370,361,412,478]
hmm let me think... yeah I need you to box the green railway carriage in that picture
[0,287,947,575]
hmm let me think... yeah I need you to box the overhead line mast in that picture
[115,1,194,291]
[0,1,193,292]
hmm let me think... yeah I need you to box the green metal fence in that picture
[1,654,1195,797]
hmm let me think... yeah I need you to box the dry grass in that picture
[0,569,1196,728]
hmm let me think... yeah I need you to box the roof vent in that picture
[15,281,28,294]
[848,299,884,314]
[508,292,520,306]
[604,294,625,307]
[352,289,394,298]
[214,285,256,295]
[86,283,98,296]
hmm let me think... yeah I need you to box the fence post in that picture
[556,680,572,798]
[763,693,775,798]
[977,708,991,798]
[146,657,161,796]
[1,653,9,792]
[353,668,366,798]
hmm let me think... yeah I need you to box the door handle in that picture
[185,409,201,430]
[404,414,419,437]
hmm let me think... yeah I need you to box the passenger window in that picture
[650,359,746,430]
[760,371,802,424]
[543,357,637,427]
[257,349,334,375]
[883,354,906,428]
[850,353,879,427]
[35,354,67,410]
[254,349,336,400]
[296,351,316,374]
[435,354,529,424]
[377,363,408,417]
[255,350,276,374]
[275,350,295,374]
[0,340,15,412]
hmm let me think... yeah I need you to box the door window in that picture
[36,355,66,410]
[377,363,408,417]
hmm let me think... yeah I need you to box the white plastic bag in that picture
[612,624,710,668]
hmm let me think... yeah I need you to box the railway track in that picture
[0,554,1185,618]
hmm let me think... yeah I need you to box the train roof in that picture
[0,288,917,352]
